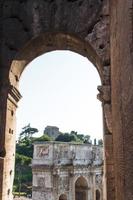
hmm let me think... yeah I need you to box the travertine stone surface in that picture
[32,142,103,200]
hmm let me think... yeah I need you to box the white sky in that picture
[16,50,103,140]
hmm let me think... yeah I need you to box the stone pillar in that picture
[69,168,74,200]
[97,83,115,200]
[104,133,115,200]
[111,1,133,200]
[0,84,21,200]
[0,83,8,200]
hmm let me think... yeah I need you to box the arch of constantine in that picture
[32,142,103,200]
[0,0,133,199]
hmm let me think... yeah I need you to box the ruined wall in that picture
[32,142,103,200]
[0,0,109,73]
[0,1,113,200]
[0,0,133,200]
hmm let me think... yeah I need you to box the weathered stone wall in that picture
[111,1,133,200]
[2,0,133,200]
[32,142,103,200]
[0,0,110,82]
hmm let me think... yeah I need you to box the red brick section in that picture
[104,134,115,200]
[111,0,133,200]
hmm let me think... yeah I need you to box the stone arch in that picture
[75,175,89,185]
[6,32,106,200]
[59,194,67,200]
[1,31,107,200]
[9,32,103,89]
[0,0,132,200]
[96,189,101,200]
[75,176,89,200]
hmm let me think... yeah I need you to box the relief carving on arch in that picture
[38,177,45,188]
[59,176,69,191]
[37,145,49,158]
[95,174,102,185]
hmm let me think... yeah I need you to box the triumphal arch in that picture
[32,142,103,200]
[0,0,133,200]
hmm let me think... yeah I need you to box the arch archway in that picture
[96,189,101,200]
[2,32,108,200]
[16,49,103,198]
[17,50,102,140]
[75,176,88,200]
[59,194,67,200]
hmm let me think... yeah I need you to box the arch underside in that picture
[10,32,103,88]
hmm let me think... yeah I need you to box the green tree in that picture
[32,134,51,142]
[98,139,103,146]
[55,133,78,142]
[16,138,33,158]
[84,135,91,144]
[14,153,32,196]
[19,124,38,141]
[70,131,77,135]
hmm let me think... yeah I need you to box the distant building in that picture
[44,126,60,139]
[32,142,103,200]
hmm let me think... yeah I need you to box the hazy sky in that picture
[16,50,103,140]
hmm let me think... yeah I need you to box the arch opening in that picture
[59,194,67,200]
[7,32,104,199]
[16,50,102,140]
[75,176,89,200]
[96,189,101,200]
[13,50,103,197]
